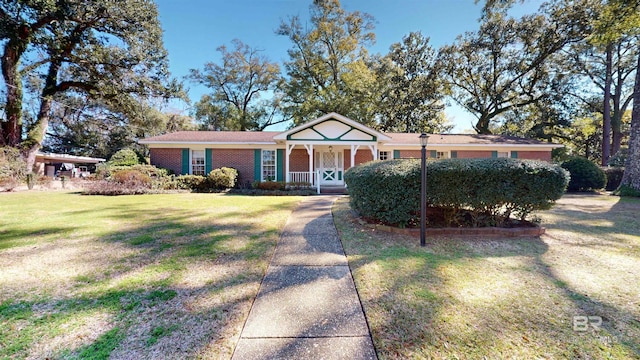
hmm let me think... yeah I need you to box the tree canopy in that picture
[0,0,181,169]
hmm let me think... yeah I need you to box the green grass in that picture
[334,194,640,359]
[0,191,303,359]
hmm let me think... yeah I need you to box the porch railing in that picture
[289,171,316,185]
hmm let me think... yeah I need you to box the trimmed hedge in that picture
[209,167,238,189]
[345,158,569,227]
[561,157,606,192]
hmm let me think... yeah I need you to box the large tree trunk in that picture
[24,61,59,172]
[1,34,28,146]
[620,50,640,192]
[602,44,613,165]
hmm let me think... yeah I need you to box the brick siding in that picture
[212,149,256,186]
[150,148,183,175]
[457,150,494,159]
[289,149,310,171]
[515,151,551,161]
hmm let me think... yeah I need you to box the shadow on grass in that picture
[0,194,299,360]
[333,195,640,359]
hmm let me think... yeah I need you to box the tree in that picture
[0,0,180,171]
[188,39,284,131]
[42,95,195,160]
[591,0,640,192]
[441,1,592,134]
[565,32,639,164]
[276,0,376,125]
[374,32,451,133]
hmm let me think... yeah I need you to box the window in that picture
[262,150,276,181]
[497,151,509,158]
[437,151,447,159]
[379,151,390,160]
[191,150,205,175]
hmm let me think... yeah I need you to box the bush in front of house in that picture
[108,148,140,167]
[561,156,606,192]
[603,167,624,191]
[84,168,155,195]
[252,180,287,191]
[345,158,569,227]
[208,167,238,189]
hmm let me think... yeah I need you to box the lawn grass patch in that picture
[0,191,302,359]
[334,194,640,359]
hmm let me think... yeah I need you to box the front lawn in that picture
[0,191,303,359]
[334,194,640,359]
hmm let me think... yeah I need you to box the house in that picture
[139,113,561,188]
[35,152,106,178]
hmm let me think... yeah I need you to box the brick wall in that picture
[212,149,255,185]
[354,150,373,167]
[398,150,421,159]
[516,151,551,161]
[289,149,310,171]
[150,148,183,174]
[457,150,494,159]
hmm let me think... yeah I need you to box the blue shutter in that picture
[254,149,261,182]
[451,151,458,159]
[277,149,284,182]
[205,148,213,174]
[511,151,518,159]
[393,150,400,159]
[430,150,437,159]
[181,149,189,174]
[491,151,498,158]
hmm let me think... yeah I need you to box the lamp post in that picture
[419,133,429,247]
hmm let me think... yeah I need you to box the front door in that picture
[319,150,343,185]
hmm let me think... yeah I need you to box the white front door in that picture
[319,150,343,185]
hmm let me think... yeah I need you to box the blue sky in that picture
[155,0,542,132]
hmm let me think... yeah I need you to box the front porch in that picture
[284,144,379,187]
[274,113,391,188]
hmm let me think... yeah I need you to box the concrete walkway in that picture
[232,196,377,360]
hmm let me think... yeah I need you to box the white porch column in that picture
[351,144,360,169]
[286,143,295,183]
[368,144,378,160]
[304,144,313,185]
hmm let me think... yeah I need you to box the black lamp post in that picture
[419,133,429,247]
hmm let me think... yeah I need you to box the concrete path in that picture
[232,196,377,360]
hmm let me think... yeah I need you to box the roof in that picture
[139,131,280,144]
[36,152,106,164]
[385,133,557,146]
[139,130,559,147]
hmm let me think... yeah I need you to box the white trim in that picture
[273,112,391,141]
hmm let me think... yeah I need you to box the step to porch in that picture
[319,186,348,195]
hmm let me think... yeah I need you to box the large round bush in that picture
[345,158,569,227]
[561,157,606,192]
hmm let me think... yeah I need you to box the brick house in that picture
[139,113,561,188]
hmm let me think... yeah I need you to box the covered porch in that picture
[273,113,390,188]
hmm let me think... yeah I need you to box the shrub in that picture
[608,148,627,167]
[615,184,640,197]
[603,167,624,191]
[111,169,152,187]
[0,147,27,191]
[345,158,569,227]
[561,157,607,192]
[252,181,286,191]
[176,175,207,191]
[108,149,139,167]
[207,167,238,189]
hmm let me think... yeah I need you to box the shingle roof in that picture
[140,131,279,143]
[385,133,550,145]
[139,130,554,146]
